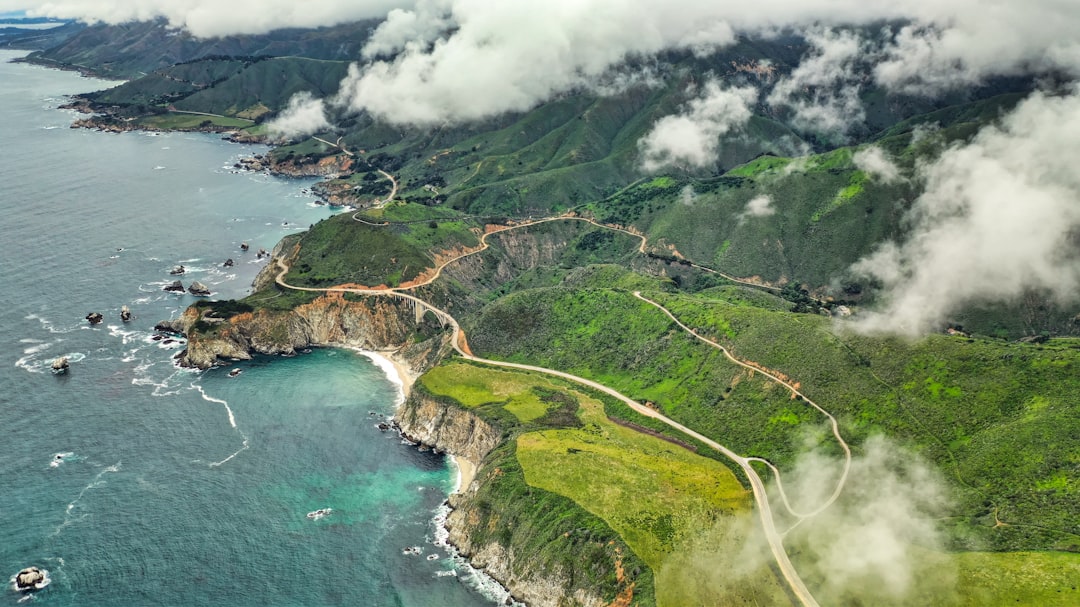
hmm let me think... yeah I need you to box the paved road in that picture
[633,292,851,524]
[271,253,823,607]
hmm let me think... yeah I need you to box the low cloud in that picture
[850,89,1080,336]
[637,79,757,172]
[15,0,409,38]
[267,92,331,140]
[766,28,870,135]
[740,194,775,220]
[780,435,954,604]
[852,146,902,183]
[15,1,1080,132]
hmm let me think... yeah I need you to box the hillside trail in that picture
[631,292,852,529]
[312,136,399,206]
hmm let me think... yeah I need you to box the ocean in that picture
[0,51,504,607]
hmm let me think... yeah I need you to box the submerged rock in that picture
[85,312,103,325]
[164,280,185,293]
[120,305,132,322]
[13,566,48,591]
[188,281,211,297]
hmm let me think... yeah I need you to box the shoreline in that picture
[350,347,477,493]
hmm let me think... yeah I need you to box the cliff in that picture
[167,291,451,376]
[396,392,619,607]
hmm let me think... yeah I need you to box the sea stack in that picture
[188,281,211,297]
[14,567,48,591]
[51,356,69,373]
[85,312,103,325]
[164,280,185,292]
[120,305,132,322]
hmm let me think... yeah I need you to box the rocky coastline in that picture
[163,257,607,605]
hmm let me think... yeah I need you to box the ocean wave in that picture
[22,341,54,356]
[25,313,78,334]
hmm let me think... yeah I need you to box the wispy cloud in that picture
[637,79,757,172]
[849,89,1080,336]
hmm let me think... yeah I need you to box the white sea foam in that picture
[22,341,53,355]
[353,349,406,408]
[430,503,523,606]
[194,383,251,467]
[52,462,121,537]
[49,452,75,468]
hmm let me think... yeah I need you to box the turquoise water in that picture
[0,51,500,606]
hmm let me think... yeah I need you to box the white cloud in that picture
[741,194,775,219]
[266,92,331,140]
[11,0,412,38]
[850,89,1080,336]
[766,28,870,135]
[782,435,953,604]
[12,1,1080,128]
[637,79,757,172]
[852,146,902,183]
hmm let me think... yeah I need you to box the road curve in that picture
[632,292,852,523]
[271,256,822,607]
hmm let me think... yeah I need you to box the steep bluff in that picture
[167,291,451,374]
[397,392,614,607]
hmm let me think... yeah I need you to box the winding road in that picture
[313,136,398,206]
[265,215,857,607]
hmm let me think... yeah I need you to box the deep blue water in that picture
[0,51,502,607]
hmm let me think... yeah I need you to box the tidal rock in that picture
[169,265,185,275]
[223,258,234,268]
[14,566,48,591]
[85,312,103,325]
[240,242,250,251]
[257,248,268,259]
[164,280,185,292]
[188,281,211,297]
[51,356,69,373]
[120,305,132,322]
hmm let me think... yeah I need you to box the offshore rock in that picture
[14,567,48,591]
[85,312,103,325]
[164,280,185,292]
[120,305,132,322]
[169,265,185,275]
[187,281,211,297]
[51,356,69,373]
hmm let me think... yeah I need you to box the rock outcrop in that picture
[14,567,48,591]
[164,280,185,292]
[85,312,103,325]
[51,356,69,373]
[120,305,132,322]
[172,291,452,373]
[396,393,501,491]
[188,281,211,297]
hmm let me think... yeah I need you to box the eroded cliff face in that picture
[172,292,451,375]
[396,393,501,481]
[396,393,608,607]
